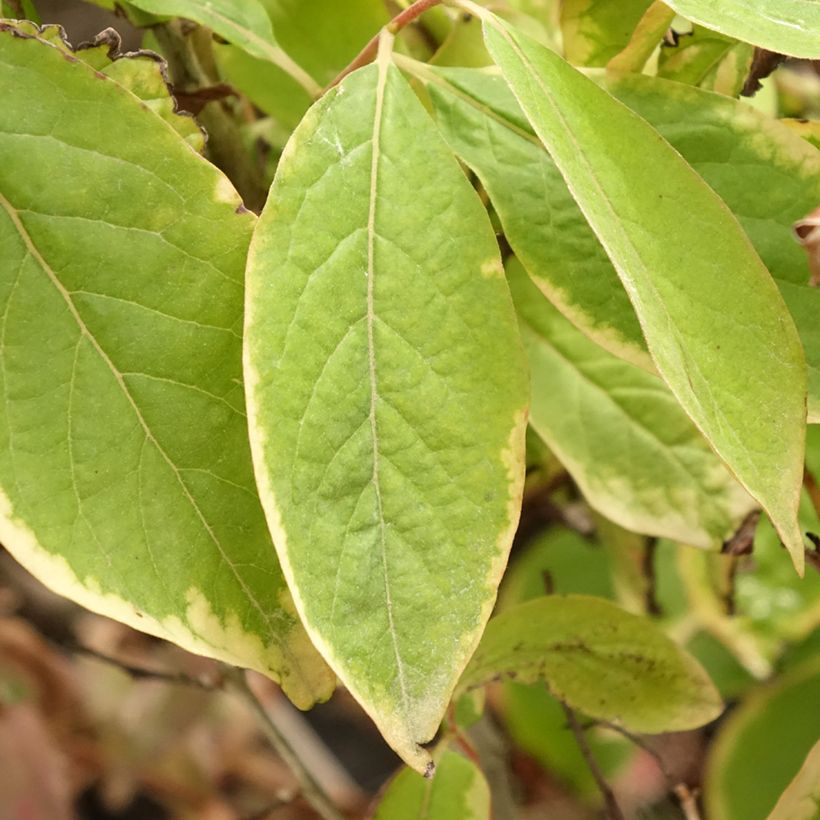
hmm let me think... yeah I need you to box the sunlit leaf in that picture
[560,0,652,66]
[244,39,528,772]
[0,24,333,707]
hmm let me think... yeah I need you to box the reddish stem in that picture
[325,0,444,91]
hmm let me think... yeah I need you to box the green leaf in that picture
[607,1,676,73]
[244,38,528,773]
[510,259,755,548]
[374,750,490,820]
[126,0,321,96]
[215,0,388,132]
[657,26,754,97]
[560,0,652,66]
[768,739,820,820]
[662,0,820,59]
[459,594,723,733]
[0,24,333,707]
[480,15,807,570]
[705,659,820,820]
[17,23,205,152]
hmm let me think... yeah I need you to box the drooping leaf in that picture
[244,38,529,772]
[0,24,333,707]
[126,0,321,96]
[767,739,820,820]
[373,750,490,820]
[657,26,754,97]
[480,16,807,569]
[704,659,820,820]
[509,259,755,548]
[662,0,820,59]
[458,594,723,733]
[560,0,652,66]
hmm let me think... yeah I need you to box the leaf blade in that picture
[482,17,807,569]
[244,43,528,771]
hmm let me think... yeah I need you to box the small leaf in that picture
[481,16,807,570]
[373,750,490,820]
[459,594,724,733]
[560,0,653,66]
[0,24,333,707]
[662,0,820,59]
[509,259,756,548]
[767,739,820,820]
[705,659,820,820]
[657,26,754,97]
[244,38,528,772]
[607,1,676,73]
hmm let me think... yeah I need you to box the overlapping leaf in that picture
[0,24,333,707]
[510,259,755,547]
[463,15,808,568]
[244,39,528,772]
[560,0,652,66]
[662,0,820,59]
[459,595,723,733]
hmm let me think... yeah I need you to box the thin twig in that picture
[560,702,625,820]
[326,0,444,91]
[225,669,345,820]
[642,537,662,616]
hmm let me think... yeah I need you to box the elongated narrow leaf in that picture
[0,25,333,707]
[510,259,755,548]
[767,739,820,820]
[705,659,820,820]
[374,750,490,820]
[560,0,652,66]
[126,0,321,95]
[662,0,820,59]
[607,1,676,73]
[244,41,528,772]
[459,595,723,733]
[481,16,807,569]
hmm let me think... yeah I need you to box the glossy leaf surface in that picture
[0,25,333,706]
[459,595,723,733]
[482,18,806,568]
[244,45,528,772]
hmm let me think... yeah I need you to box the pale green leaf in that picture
[459,594,723,733]
[126,0,321,96]
[607,1,676,73]
[374,750,490,820]
[705,659,820,820]
[768,739,820,820]
[560,0,653,66]
[510,259,755,548]
[244,39,528,772]
[657,26,754,97]
[16,23,205,152]
[662,0,820,59]
[417,64,820,423]
[480,16,807,569]
[0,24,333,707]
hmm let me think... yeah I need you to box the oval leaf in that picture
[459,594,723,733]
[705,659,820,820]
[373,750,490,820]
[509,259,755,548]
[0,24,333,707]
[244,38,529,772]
[662,0,820,59]
[480,15,807,570]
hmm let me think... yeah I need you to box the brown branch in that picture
[326,0,444,91]
[560,702,625,820]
